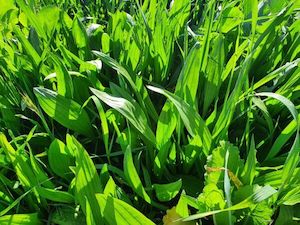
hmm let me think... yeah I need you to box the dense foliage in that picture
[0,0,300,224]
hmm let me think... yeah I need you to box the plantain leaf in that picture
[91,88,156,144]
[48,139,74,180]
[66,135,103,224]
[153,179,182,202]
[96,194,155,225]
[34,87,93,136]
[147,86,212,155]
[0,213,41,225]
[124,146,151,204]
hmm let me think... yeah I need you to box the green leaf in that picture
[72,17,90,59]
[255,92,299,187]
[275,205,294,225]
[203,34,225,114]
[0,133,36,188]
[280,186,300,206]
[96,194,155,225]
[205,141,243,188]
[52,55,74,98]
[124,146,151,204]
[266,113,300,160]
[92,51,136,90]
[36,6,60,38]
[241,136,257,185]
[91,96,109,159]
[48,139,74,180]
[0,213,41,225]
[153,179,182,202]
[67,135,103,224]
[34,87,93,136]
[91,88,156,144]
[175,42,201,106]
[156,101,177,149]
[36,187,74,203]
[184,185,277,221]
[220,7,244,33]
[16,0,47,40]
[13,26,41,67]
[147,86,212,155]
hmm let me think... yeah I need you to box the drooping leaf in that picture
[91,88,156,144]
[34,87,93,136]
[147,86,212,155]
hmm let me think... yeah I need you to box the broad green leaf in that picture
[48,139,74,180]
[92,51,136,90]
[124,146,151,203]
[197,183,225,212]
[52,55,74,98]
[96,194,155,225]
[13,26,41,67]
[0,0,16,18]
[67,135,103,224]
[103,177,117,196]
[176,192,190,218]
[91,88,156,144]
[205,141,244,189]
[275,206,294,225]
[175,42,201,106]
[147,86,212,155]
[0,213,41,225]
[16,0,47,40]
[36,6,60,38]
[156,101,177,149]
[203,34,225,114]
[153,179,182,202]
[220,7,244,33]
[36,187,74,203]
[72,17,90,59]
[34,87,93,136]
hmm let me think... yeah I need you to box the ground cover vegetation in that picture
[0,0,300,224]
